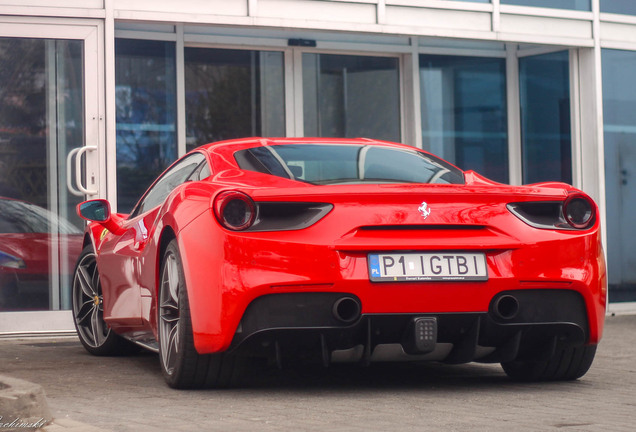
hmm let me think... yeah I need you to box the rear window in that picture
[234,144,464,185]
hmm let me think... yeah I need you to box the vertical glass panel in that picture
[601,0,636,15]
[519,51,571,185]
[420,55,508,183]
[184,48,285,151]
[602,49,636,302]
[303,54,400,142]
[501,0,590,11]
[0,38,84,311]
[115,39,177,213]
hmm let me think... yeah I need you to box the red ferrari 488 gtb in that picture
[73,138,606,388]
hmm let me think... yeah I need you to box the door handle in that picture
[67,146,98,196]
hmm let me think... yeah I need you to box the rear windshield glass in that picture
[234,144,465,185]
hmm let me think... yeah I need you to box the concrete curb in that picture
[0,374,51,431]
[0,375,110,432]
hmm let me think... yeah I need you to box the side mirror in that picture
[76,199,125,235]
[78,199,111,222]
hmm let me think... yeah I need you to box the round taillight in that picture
[563,194,595,229]
[213,191,256,231]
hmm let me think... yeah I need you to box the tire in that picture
[158,239,242,389]
[501,345,597,381]
[72,245,135,356]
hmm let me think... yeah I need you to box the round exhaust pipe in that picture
[332,297,361,324]
[493,295,520,320]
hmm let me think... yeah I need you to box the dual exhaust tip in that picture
[331,294,520,324]
[492,294,520,321]
[332,296,361,324]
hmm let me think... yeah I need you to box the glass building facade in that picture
[0,0,634,333]
[601,0,636,15]
[502,0,590,11]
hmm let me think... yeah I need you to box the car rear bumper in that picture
[226,289,590,365]
[178,214,606,356]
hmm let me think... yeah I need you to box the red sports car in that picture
[73,137,606,388]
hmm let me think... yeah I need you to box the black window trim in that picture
[128,152,209,218]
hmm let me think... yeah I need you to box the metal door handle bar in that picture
[66,146,98,196]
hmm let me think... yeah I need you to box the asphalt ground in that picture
[0,314,635,432]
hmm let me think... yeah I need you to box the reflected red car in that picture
[73,138,606,388]
[0,197,83,310]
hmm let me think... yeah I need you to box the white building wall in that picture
[0,0,601,46]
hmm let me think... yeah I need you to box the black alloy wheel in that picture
[72,245,132,355]
[158,246,181,377]
[158,239,243,389]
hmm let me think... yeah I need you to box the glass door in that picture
[301,52,401,142]
[419,55,508,183]
[0,21,100,314]
[518,51,572,185]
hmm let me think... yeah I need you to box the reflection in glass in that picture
[420,55,508,183]
[501,0,590,11]
[134,153,207,216]
[185,48,285,150]
[0,199,81,235]
[0,37,84,311]
[303,54,401,142]
[519,51,571,185]
[602,49,636,302]
[115,39,178,214]
[601,0,636,15]
[0,199,83,311]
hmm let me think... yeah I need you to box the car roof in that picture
[196,137,418,154]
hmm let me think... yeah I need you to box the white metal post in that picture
[505,43,522,185]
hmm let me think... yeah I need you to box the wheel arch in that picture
[156,226,177,297]
[82,233,93,250]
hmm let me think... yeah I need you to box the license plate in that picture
[368,252,488,282]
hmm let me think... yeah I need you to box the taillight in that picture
[213,191,256,231]
[507,194,596,231]
[563,194,595,229]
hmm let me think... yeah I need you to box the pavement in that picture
[0,313,635,432]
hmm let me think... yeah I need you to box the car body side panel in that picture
[97,212,155,328]
[88,178,214,331]
[177,212,226,351]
